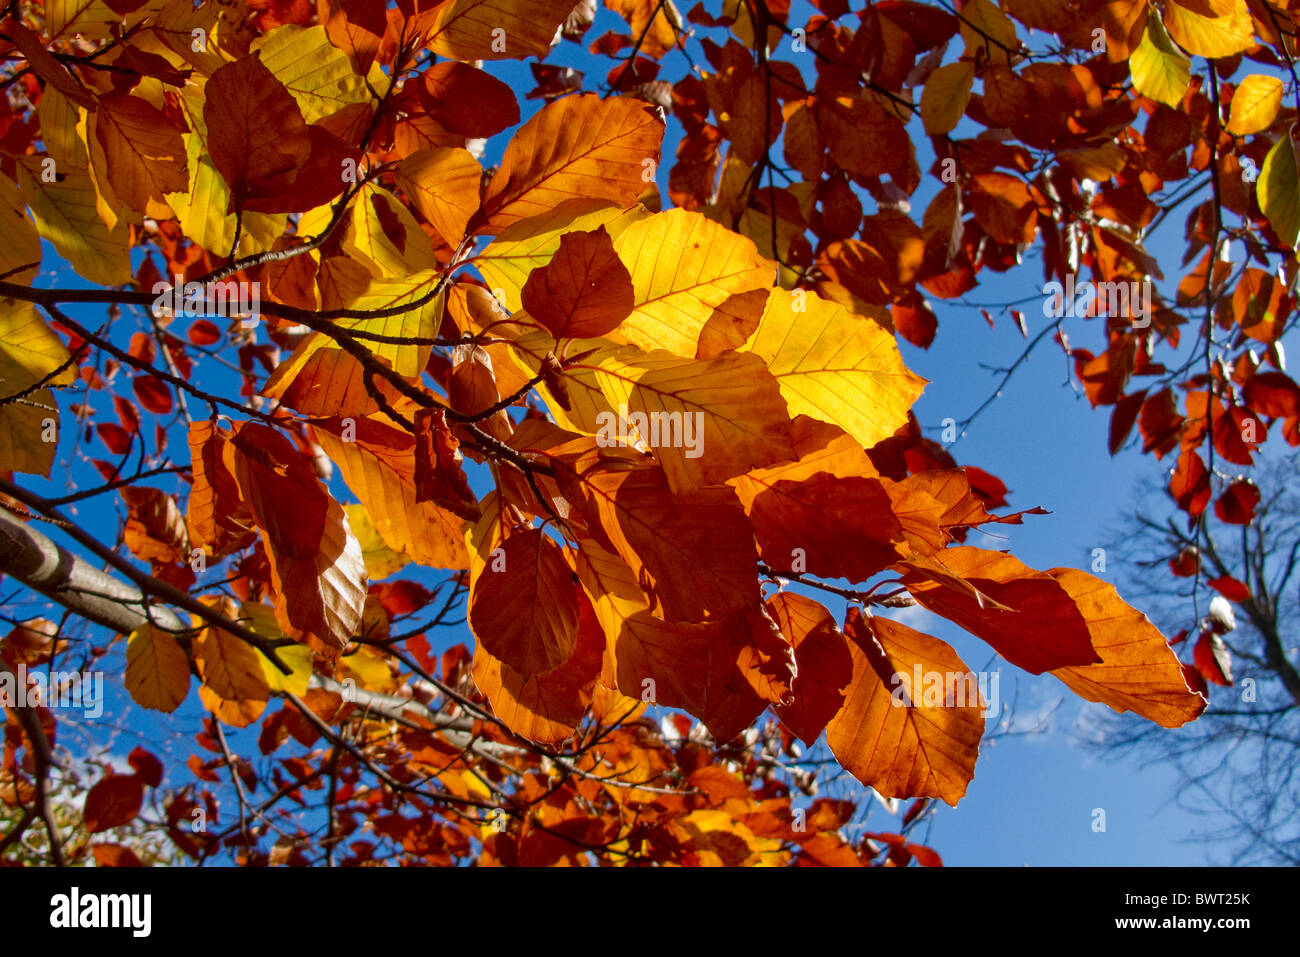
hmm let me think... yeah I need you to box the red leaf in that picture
[520,226,635,339]
[84,773,145,833]
[91,843,146,867]
[188,319,222,346]
[1108,390,1146,456]
[204,54,311,209]
[128,332,155,363]
[891,293,937,349]
[1193,632,1233,687]
[133,374,174,415]
[127,746,164,787]
[419,61,521,138]
[1243,371,1300,419]
[97,422,133,455]
[1169,546,1199,578]
[1213,479,1260,525]
[1170,450,1211,517]
[114,395,141,435]
[963,467,1008,509]
[1208,575,1250,602]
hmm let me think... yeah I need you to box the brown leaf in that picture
[469,528,580,676]
[204,54,311,210]
[826,609,984,807]
[521,226,635,339]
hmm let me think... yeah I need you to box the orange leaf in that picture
[826,609,984,807]
[1047,569,1207,727]
[897,546,1100,674]
[471,585,605,744]
[84,773,144,833]
[767,592,853,746]
[480,94,663,231]
[224,424,367,655]
[552,440,760,622]
[94,92,188,214]
[469,527,580,676]
[521,226,634,339]
[204,54,311,210]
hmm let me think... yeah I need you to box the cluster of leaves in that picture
[8,0,1297,865]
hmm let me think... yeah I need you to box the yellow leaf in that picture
[311,413,471,571]
[0,300,71,471]
[959,0,1019,61]
[742,289,927,451]
[16,157,132,287]
[609,208,773,356]
[481,93,664,231]
[0,388,58,476]
[543,341,795,492]
[475,200,650,312]
[45,0,121,40]
[1162,0,1255,58]
[1130,15,1191,107]
[345,502,411,580]
[921,61,974,135]
[395,148,482,247]
[241,603,314,696]
[36,87,85,176]
[424,0,578,61]
[606,0,683,58]
[343,183,439,278]
[250,24,381,123]
[150,0,241,76]
[0,301,76,392]
[0,175,40,285]
[1258,132,1300,248]
[1225,74,1283,136]
[338,271,444,377]
[195,609,272,705]
[125,625,190,713]
[338,644,397,695]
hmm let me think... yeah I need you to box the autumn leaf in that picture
[1047,569,1207,726]
[826,609,985,807]
[921,62,974,135]
[84,773,145,833]
[898,546,1101,674]
[423,0,578,61]
[767,592,853,746]
[520,226,635,339]
[479,94,664,231]
[1225,74,1284,136]
[224,423,367,655]
[125,624,190,713]
[1130,15,1191,107]
[394,148,483,247]
[204,53,312,210]
[743,289,927,451]
[94,92,188,215]
[469,527,579,676]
